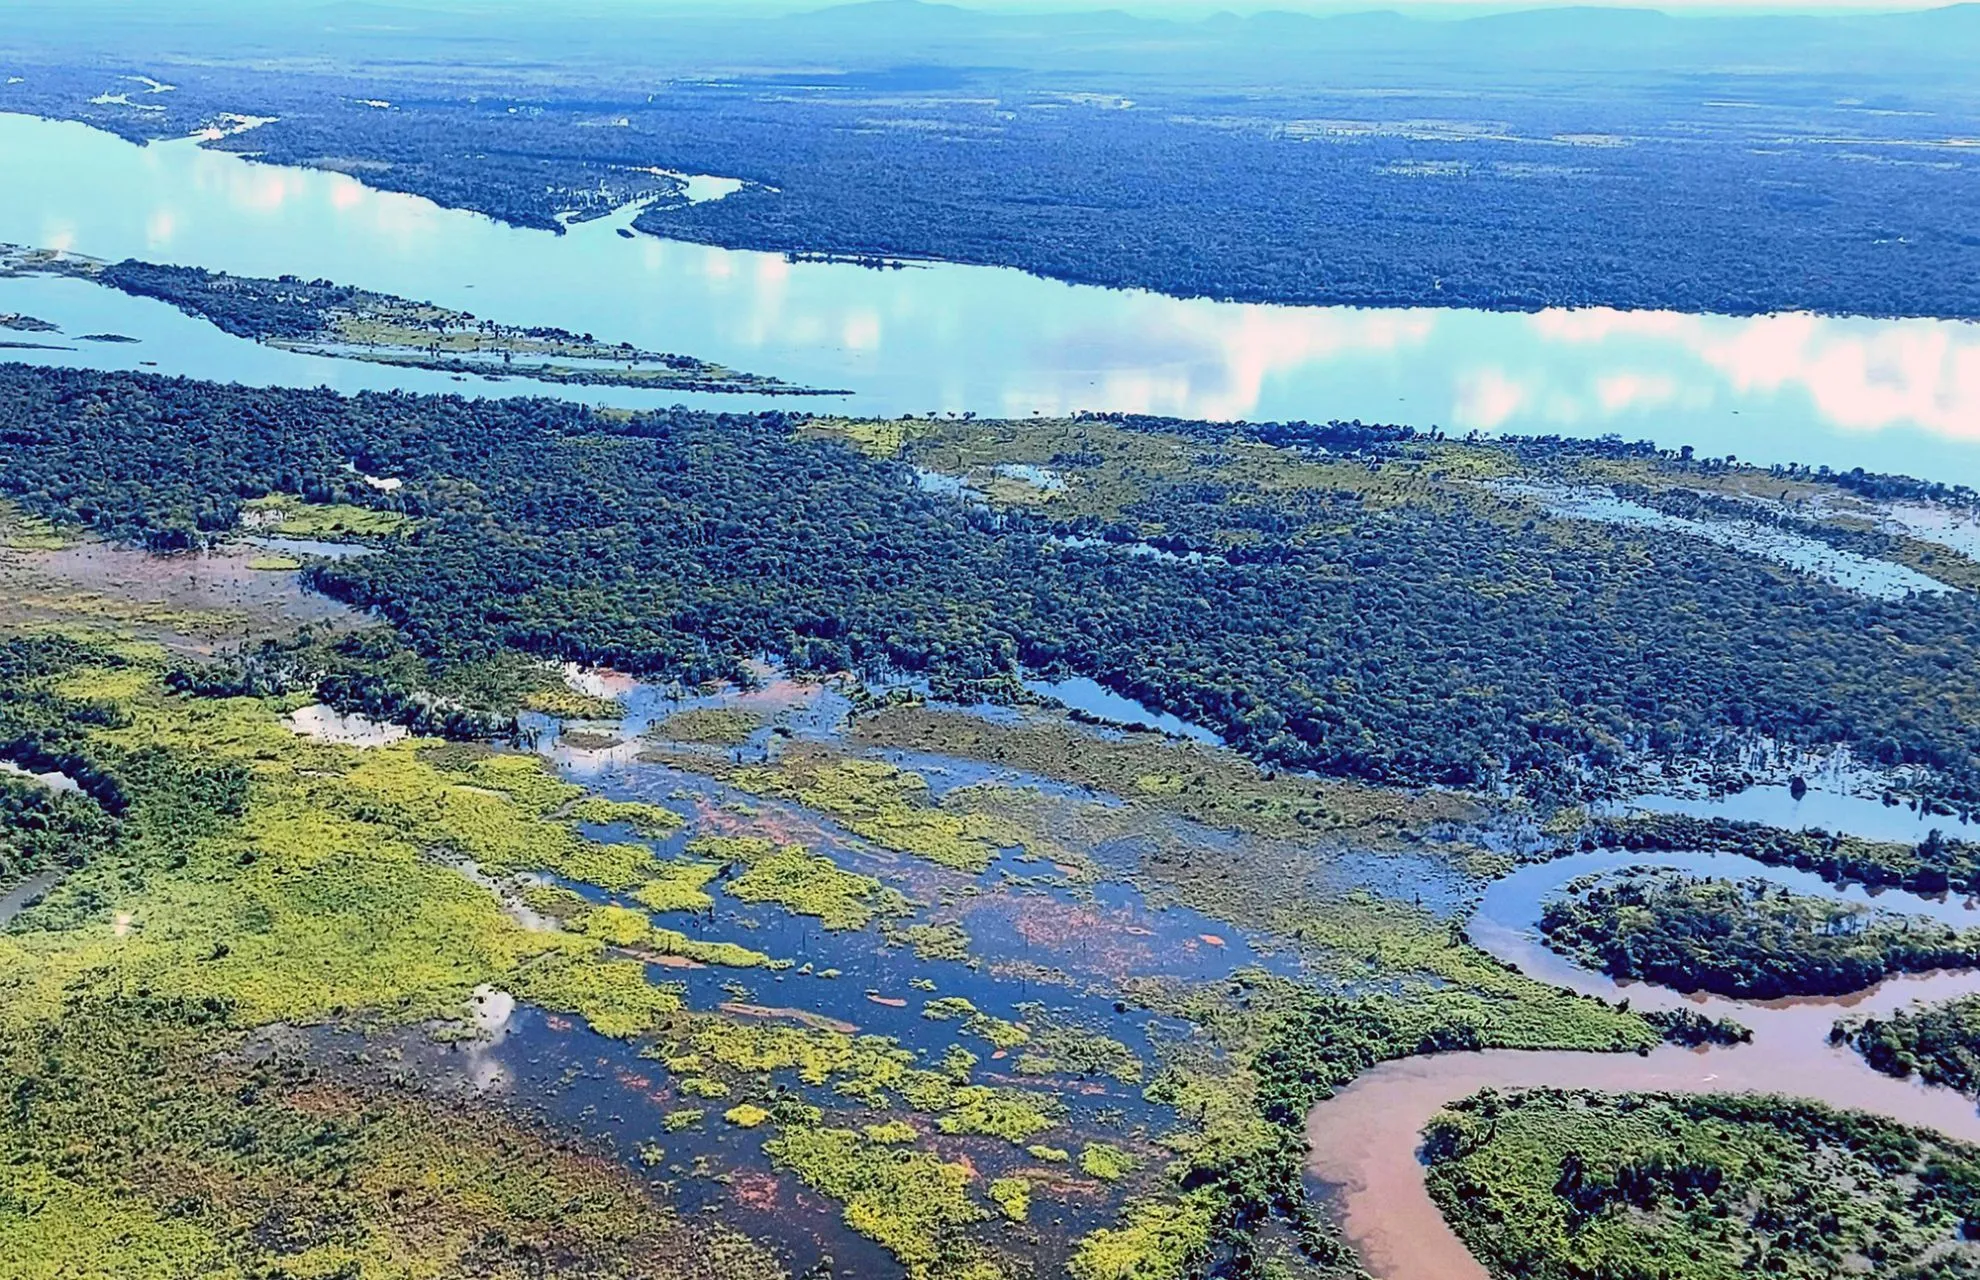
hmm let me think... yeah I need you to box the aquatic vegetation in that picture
[1836,994,1980,1097]
[514,955,683,1037]
[247,553,303,571]
[632,859,723,913]
[724,751,1019,873]
[882,918,974,963]
[1024,1144,1069,1163]
[651,707,764,745]
[693,834,910,930]
[567,794,686,838]
[1068,1191,1221,1280]
[665,1108,707,1131]
[524,685,625,720]
[924,996,1032,1050]
[1078,1143,1138,1182]
[680,1076,731,1099]
[1012,1008,1143,1084]
[764,1125,999,1280]
[865,1120,919,1144]
[989,1177,1031,1222]
[724,1103,772,1128]
[0,996,784,1280]
[853,705,1476,839]
[1538,869,1980,998]
[1423,1088,1980,1280]
[939,1087,1063,1144]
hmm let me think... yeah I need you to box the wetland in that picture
[4,73,1980,1280]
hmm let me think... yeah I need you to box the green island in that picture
[1422,1089,1980,1280]
[1837,995,1980,1098]
[1537,869,1980,999]
[0,244,835,396]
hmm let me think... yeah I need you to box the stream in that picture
[1305,847,1980,1280]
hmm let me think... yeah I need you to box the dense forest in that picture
[1836,995,1980,1098]
[1423,1089,1980,1280]
[6,46,1980,319]
[1537,871,1980,999]
[9,365,1980,806]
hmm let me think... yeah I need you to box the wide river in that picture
[5,112,1980,483]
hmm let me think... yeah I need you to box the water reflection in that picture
[5,112,1980,482]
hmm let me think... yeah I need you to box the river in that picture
[1306,846,1980,1280]
[4,112,1980,483]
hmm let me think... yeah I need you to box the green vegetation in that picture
[1079,1143,1139,1182]
[1539,870,1980,998]
[651,707,763,745]
[631,859,723,913]
[720,750,1018,872]
[567,794,685,837]
[1837,994,1980,1097]
[1567,812,1980,897]
[1424,1089,1980,1279]
[988,1176,1032,1223]
[924,996,1032,1050]
[242,493,412,540]
[764,1126,1001,1280]
[19,368,1980,814]
[852,704,1476,839]
[882,918,974,962]
[0,997,783,1280]
[690,834,911,929]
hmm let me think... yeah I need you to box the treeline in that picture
[1568,814,1980,895]
[1538,871,1980,999]
[1835,994,1980,1097]
[12,366,1980,805]
[95,261,354,340]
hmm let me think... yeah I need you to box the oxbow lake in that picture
[2,112,1980,482]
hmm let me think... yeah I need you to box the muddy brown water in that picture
[1306,850,1980,1280]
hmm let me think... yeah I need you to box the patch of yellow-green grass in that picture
[241,494,411,540]
[764,1125,999,1280]
[0,1163,232,1277]
[523,686,625,720]
[724,1103,772,1128]
[1077,1143,1138,1182]
[988,1177,1031,1223]
[0,655,686,1044]
[0,505,79,551]
[1068,1191,1220,1280]
[691,834,910,930]
[245,554,304,572]
[648,707,763,746]
[566,795,684,839]
[632,860,723,914]
[719,749,1020,873]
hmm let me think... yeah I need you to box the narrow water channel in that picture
[1305,848,1980,1280]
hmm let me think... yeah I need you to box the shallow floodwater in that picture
[5,112,1980,481]
[1308,847,1980,1280]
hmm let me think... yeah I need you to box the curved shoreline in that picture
[1306,849,1980,1280]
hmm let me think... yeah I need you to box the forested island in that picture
[1537,870,1980,999]
[1837,996,1980,1098]
[0,246,832,395]
[1423,1089,1980,1280]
